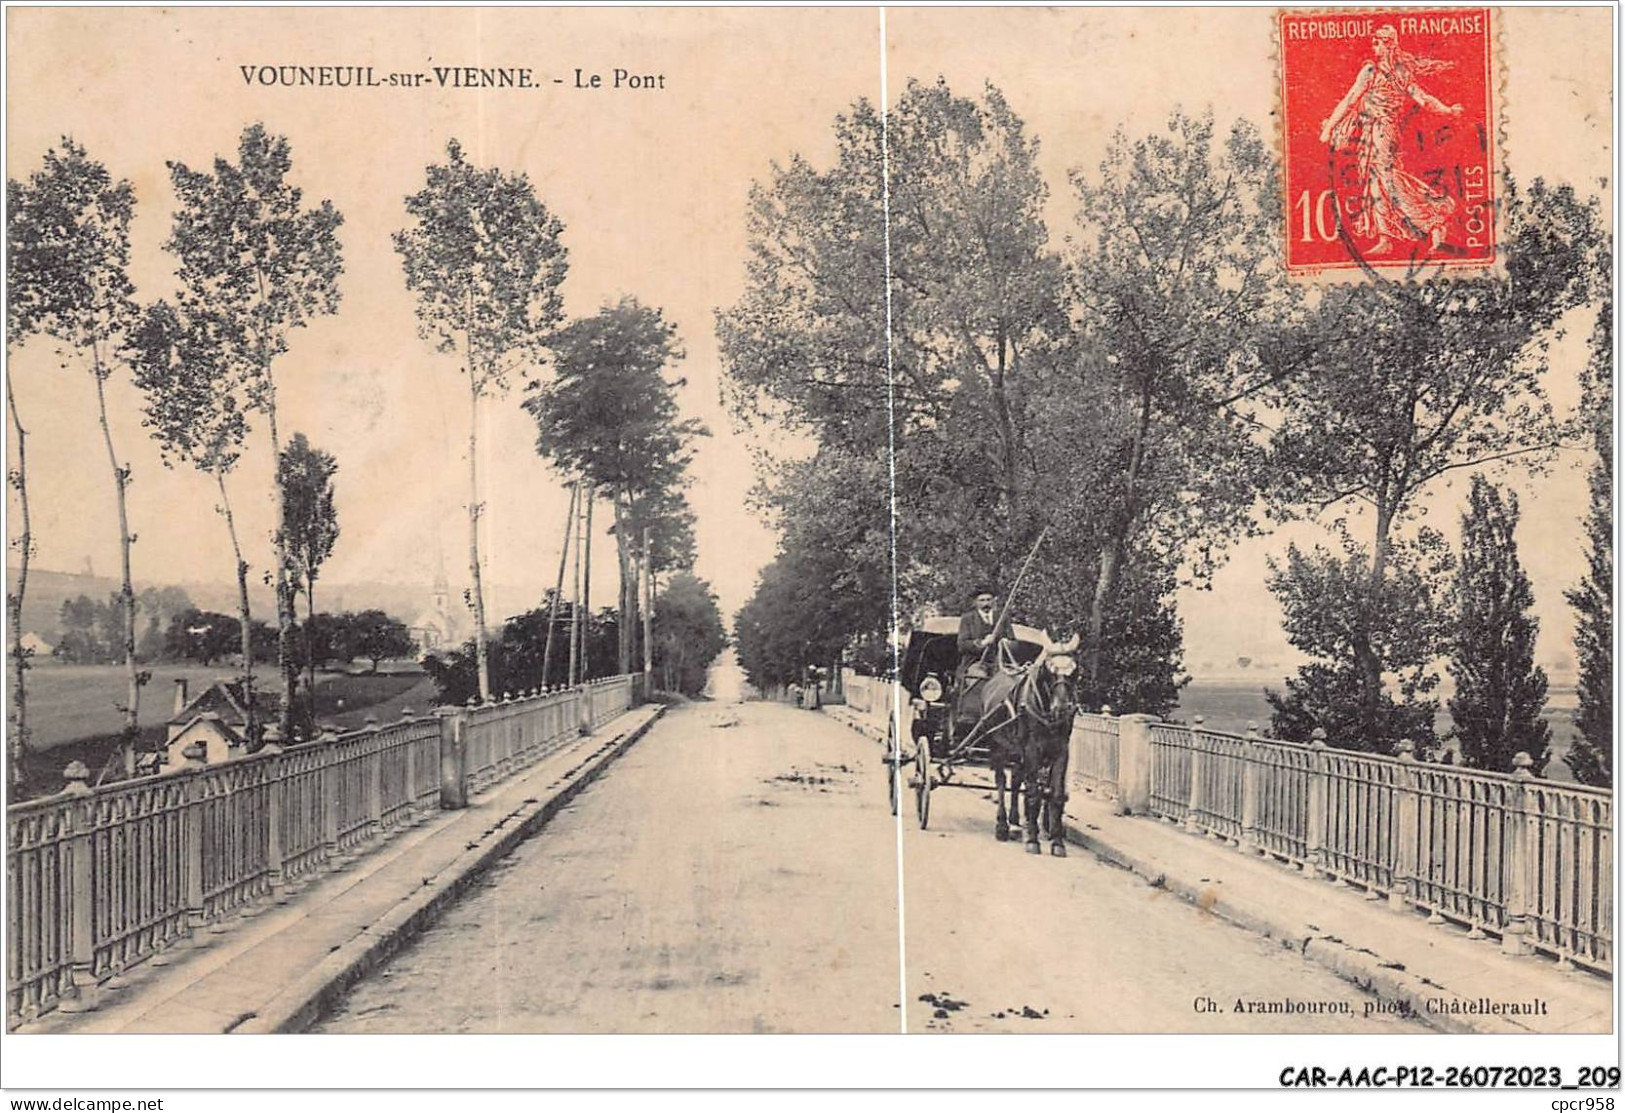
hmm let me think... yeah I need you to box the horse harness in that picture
[960,662,1066,751]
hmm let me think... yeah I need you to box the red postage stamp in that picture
[1279,8,1498,277]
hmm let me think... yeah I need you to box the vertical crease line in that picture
[878,3,907,1036]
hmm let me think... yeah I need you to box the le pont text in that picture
[239,65,667,91]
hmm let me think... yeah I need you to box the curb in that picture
[1061,816,1525,1035]
[235,705,666,1034]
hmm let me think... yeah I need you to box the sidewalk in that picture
[1063,790,1613,1034]
[17,704,665,1035]
[820,704,1612,1035]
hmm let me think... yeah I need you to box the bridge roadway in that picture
[314,673,1426,1034]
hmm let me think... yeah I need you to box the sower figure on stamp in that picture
[1319,23,1463,256]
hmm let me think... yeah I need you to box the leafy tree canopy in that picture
[651,573,727,697]
[278,432,340,596]
[394,138,568,397]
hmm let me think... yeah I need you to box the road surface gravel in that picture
[316,666,1428,1035]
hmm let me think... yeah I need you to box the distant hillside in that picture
[6,568,264,642]
[7,566,542,642]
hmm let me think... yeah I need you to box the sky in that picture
[5,6,875,623]
[6,6,1613,675]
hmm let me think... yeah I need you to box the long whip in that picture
[989,526,1050,640]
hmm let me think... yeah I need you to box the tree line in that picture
[7,126,722,790]
[424,573,726,705]
[51,591,414,673]
[721,79,1611,785]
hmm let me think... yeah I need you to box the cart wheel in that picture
[915,739,932,829]
[886,721,900,817]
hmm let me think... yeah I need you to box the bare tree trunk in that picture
[1084,381,1154,702]
[542,481,578,689]
[92,356,140,776]
[215,463,258,746]
[569,486,584,686]
[1085,545,1116,699]
[642,528,654,688]
[990,330,1021,531]
[7,377,32,792]
[247,266,300,744]
[1354,498,1396,726]
[263,378,299,743]
[582,491,594,680]
[613,492,634,675]
[465,372,490,701]
[305,570,318,728]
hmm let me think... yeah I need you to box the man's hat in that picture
[972,585,996,600]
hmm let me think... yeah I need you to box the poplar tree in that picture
[6,175,42,790]
[164,123,344,743]
[9,140,144,772]
[277,432,339,722]
[395,140,569,701]
[1447,477,1551,774]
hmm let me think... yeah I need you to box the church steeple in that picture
[432,551,450,627]
[433,570,449,618]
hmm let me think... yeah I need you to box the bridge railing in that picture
[1068,710,1613,974]
[6,675,645,1029]
[843,673,881,716]
[1071,712,1118,795]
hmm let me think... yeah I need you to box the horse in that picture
[977,634,1079,854]
[1007,652,1078,855]
[989,720,1025,844]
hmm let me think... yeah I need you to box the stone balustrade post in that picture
[578,684,594,736]
[1500,751,1536,956]
[437,707,468,810]
[364,716,383,838]
[1389,740,1419,911]
[260,741,286,896]
[1116,713,1156,816]
[1303,729,1329,878]
[1239,722,1261,855]
[319,731,342,864]
[168,743,213,947]
[56,762,102,1013]
[1184,718,1205,834]
[400,711,420,816]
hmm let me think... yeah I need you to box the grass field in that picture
[1176,678,1582,783]
[23,663,239,751]
[14,663,433,799]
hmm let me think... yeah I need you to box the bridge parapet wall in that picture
[6,675,645,1029]
[840,671,896,731]
[1068,710,1612,975]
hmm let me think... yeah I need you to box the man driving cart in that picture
[955,585,1016,733]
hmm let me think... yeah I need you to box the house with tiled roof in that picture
[162,677,279,768]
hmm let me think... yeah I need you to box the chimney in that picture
[173,677,189,715]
